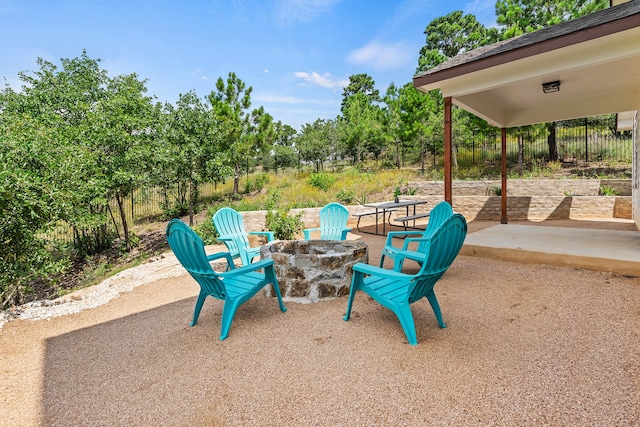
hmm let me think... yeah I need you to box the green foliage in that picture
[264,190,304,240]
[308,173,336,191]
[417,10,499,73]
[196,207,220,245]
[599,185,619,196]
[160,201,189,220]
[335,189,355,204]
[496,0,607,38]
[244,173,270,193]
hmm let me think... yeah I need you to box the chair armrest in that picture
[219,258,275,278]
[248,231,275,241]
[303,228,320,240]
[384,231,422,247]
[339,228,353,240]
[402,236,433,250]
[393,249,429,272]
[352,262,409,279]
[206,252,235,270]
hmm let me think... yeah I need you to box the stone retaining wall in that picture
[240,179,633,234]
[408,179,631,196]
[241,195,631,235]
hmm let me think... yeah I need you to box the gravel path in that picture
[1,220,638,426]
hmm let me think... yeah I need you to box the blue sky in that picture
[0,0,496,130]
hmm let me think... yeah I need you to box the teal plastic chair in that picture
[303,202,352,240]
[379,201,454,270]
[212,207,275,266]
[166,219,286,341]
[344,213,467,346]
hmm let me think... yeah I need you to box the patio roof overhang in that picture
[412,4,640,129]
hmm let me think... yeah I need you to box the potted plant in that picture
[393,187,401,203]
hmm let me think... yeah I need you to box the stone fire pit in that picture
[260,239,368,303]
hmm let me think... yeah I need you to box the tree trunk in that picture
[547,122,558,161]
[189,178,198,226]
[518,134,524,176]
[233,162,240,195]
[420,137,426,173]
[115,192,131,252]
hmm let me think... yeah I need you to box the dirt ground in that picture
[1,218,638,426]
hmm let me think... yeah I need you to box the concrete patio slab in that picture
[461,224,640,277]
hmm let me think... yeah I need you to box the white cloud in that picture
[264,68,270,73]
[293,71,348,89]
[347,40,415,71]
[275,0,339,26]
[254,92,339,105]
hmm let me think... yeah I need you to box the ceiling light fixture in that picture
[542,80,561,93]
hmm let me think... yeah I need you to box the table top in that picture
[364,200,429,209]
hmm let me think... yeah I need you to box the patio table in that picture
[362,200,429,235]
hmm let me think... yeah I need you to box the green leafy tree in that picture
[270,121,298,173]
[340,73,380,113]
[208,72,261,195]
[91,73,155,251]
[296,119,334,172]
[340,93,382,163]
[417,11,499,73]
[496,0,607,159]
[496,0,608,38]
[165,90,226,225]
[0,119,68,307]
[396,83,440,171]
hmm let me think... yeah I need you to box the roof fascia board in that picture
[436,27,640,98]
[413,12,640,91]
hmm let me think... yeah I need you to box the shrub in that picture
[195,207,219,245]
[335,189,355,204]
[599,185,619,196]
[244,173,270,193]
[308,173,335,191]
[264,189,304,240]
[265,208,304,240]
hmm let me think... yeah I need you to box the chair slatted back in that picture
[414,201,454,253]
[212,207,251,257]
[319,203,350,240]
[166,219,226,299]
[408,214,467,304]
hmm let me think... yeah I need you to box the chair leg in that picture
[191,290,208,326]
[426,291,447,328]
[393,303,418,346]
[343,274,361,321]
[379,253,386,268]
[219,298,242,340]
[265,266,287,313]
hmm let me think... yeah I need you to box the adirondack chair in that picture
[344,213,467,346]
[212,207,274,266]
[166,219,286,341]
[303,202,352,240]
[379,201,454,270]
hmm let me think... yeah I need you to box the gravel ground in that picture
[1,220,638,426]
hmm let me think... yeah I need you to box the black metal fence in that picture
[456,118,632,166]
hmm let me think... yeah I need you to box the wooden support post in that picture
[444,97,452,205]
[501,127,508,224]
